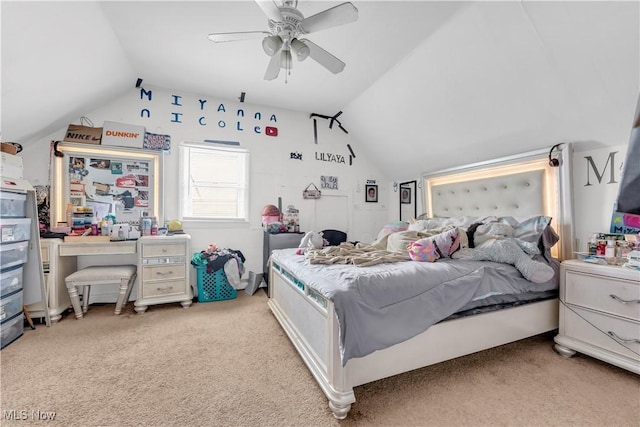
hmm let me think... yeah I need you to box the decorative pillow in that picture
[387,230,424,254]
[408,228,461,262]
[375,221,409,240]
[494,216,557,251]
[410,216,482,232]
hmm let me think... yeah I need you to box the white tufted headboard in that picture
[429,169,545,218]
[421,146,575,261]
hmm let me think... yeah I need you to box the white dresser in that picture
[134,234,192,313]
[554,259,640,374]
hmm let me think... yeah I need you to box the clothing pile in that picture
[192,247,246,288]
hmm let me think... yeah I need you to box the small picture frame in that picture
[400,187,411,204]
[365,184,378,203]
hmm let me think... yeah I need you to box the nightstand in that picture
[554,259,639,374]
[263,231,304,286]
[134,234,193,313]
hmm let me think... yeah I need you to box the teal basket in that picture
[194,266,237,302]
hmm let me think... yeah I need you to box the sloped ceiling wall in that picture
[1,1,135,143]
[343,1,639,178]
[2,1,638,180]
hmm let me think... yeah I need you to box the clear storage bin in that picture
[1,311,24,349]
[0,289,23,322]
[0,241,29,270]
[0,265,23,298]
[0,218,31,243]
[0,191,26,217]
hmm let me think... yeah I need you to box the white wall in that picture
[20,83,634,291]
[21,84,391,281]
[571,143,628,252]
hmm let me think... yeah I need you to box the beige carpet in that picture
[1,292,638,427]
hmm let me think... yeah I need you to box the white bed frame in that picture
[267,147,574,419]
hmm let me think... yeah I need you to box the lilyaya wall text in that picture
[138,88,278,137]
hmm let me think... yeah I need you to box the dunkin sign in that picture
[101,121,146,148]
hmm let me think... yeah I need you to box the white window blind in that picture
[180,143,249,221]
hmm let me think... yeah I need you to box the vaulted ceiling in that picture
[2,1,638,179]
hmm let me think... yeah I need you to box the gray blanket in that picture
[270,248,558,365]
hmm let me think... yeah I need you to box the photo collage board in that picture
[66,152,155,225]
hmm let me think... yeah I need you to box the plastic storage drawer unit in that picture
[0,289,23,322]
[0,265,23,297]
[0,218,31,243]
[0,241,29,270]
[1,311,24,349]
[0,192,26,217]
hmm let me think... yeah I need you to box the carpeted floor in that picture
[1,291,638,427]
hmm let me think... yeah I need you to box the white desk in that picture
[28,239,138,323]
[59,240,137,257]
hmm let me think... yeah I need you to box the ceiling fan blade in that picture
[300,2,358,34]
[301,39,346,74]
[264,54,281,80]
[255,0,283,23]
[208,31,269,43]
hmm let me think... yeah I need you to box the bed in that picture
[267,147,574,419]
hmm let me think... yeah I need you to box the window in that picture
[179,142,249,221]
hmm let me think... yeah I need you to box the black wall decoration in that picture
[309,111,355,165]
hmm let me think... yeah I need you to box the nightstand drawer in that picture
[141,279,186,298]
[142,265,186,282]
[565,271,640,321]
[142,243,185,258]
[564,305,640,361]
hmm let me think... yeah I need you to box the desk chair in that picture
[321,229,347,246]
[65,265,137,319]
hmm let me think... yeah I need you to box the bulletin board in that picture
[52,143,164,226]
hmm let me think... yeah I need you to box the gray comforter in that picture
[270,248,559,365]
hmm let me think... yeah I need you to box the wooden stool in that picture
[65,265,137,319]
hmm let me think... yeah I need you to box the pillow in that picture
[408,228,461,262]
[375,221,409,240]
[387,230,424,254]
[493,216,558,251]
[409,216,480,232]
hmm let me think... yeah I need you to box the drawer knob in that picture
[609,294,640,305]
[156,271,173,276]
[607,331,640,345]
[156,286,173,292]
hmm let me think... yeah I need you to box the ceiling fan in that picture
[208,0,359,81]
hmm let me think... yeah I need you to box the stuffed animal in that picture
[299,231,324,250]
[408,227,461,262]
[452,222,554,283]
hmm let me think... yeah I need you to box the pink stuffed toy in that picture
[408,228,461,262]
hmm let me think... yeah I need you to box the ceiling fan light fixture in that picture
[280,49,293,69]
[262,35,283,56]
[291,38,310,61]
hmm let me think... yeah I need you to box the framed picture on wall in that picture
[365,184,378,203]
[400,186,411,204]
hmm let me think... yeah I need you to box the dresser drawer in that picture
[142,243,185,258]
[141,279,186,298]
[142,264,186,282]
[565,270,640,321]
[564,305,640,361]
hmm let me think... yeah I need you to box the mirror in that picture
[52,143,164,228]
[399,180,417,222]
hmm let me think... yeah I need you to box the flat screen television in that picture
[615,94,640,216]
